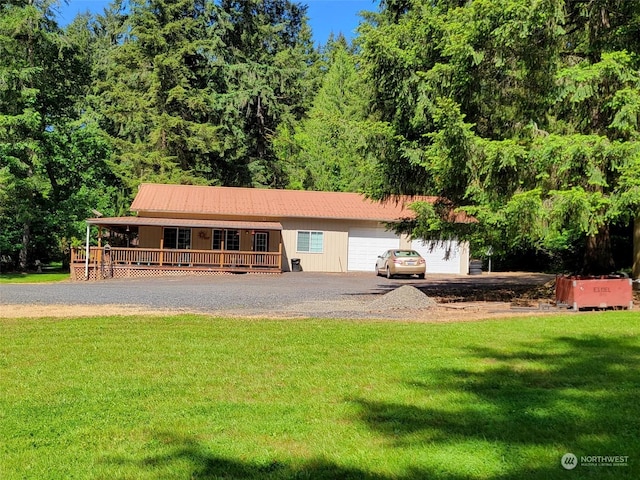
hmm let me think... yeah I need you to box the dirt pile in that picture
[368,285,437,312]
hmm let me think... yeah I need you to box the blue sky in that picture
[56,0,378,45]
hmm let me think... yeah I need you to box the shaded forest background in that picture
[1,0,639,275]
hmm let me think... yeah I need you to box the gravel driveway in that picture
[1,272,556,320]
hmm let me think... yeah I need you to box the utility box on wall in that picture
[556,275,633,311]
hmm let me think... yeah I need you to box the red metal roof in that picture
[129,183,454,222]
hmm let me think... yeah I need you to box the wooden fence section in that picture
[71,246,282,280]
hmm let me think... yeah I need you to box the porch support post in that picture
[633,213,640,290]
[84,223,90,280]
[97,227,102,263]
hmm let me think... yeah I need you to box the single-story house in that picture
[71,183,472,280]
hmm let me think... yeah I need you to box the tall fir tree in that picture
[214,0,319,187]
[0,0,116,269]
[275,36,387,192]
[91,0,318,190]
[359,0,640,274]
[91,0,223,188]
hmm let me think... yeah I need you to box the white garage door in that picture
[348,227,400,271]
[412,239,461,274]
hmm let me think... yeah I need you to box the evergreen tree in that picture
[91,0,222,188]
[214,0,319,187]
[91,0,318,190]
[275,36,385,192]
[360,0,640,274]
[0,0,116,269]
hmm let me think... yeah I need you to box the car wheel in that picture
[386,267,393,279]
[418,273,425,279]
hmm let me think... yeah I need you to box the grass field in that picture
[1,313,639,479]
[0,271,69,283]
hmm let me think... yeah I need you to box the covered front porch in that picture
[71,217,284,280]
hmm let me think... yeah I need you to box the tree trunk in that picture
[19,221,31,271]
[633,214,640,289]
[582,225,615,275]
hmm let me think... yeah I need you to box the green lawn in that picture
[0,271,69,283]
[1,313,638,479]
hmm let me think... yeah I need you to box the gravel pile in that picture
[367,285,438,312]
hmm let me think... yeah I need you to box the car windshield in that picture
[394,250,420,257]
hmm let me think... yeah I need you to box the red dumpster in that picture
[555,275,633,311]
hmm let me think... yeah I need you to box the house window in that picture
[211,229,240,250]
[212,229,223,250]
[297,231,323,253]
[163,228,191,249]
[225,230,240,251]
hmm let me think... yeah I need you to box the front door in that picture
[254,232,268,267]
[254,232,268,252]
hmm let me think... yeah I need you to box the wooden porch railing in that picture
[71,246,282,274]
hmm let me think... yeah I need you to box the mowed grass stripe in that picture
[0,272,69,283]
[1,313,639,479]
